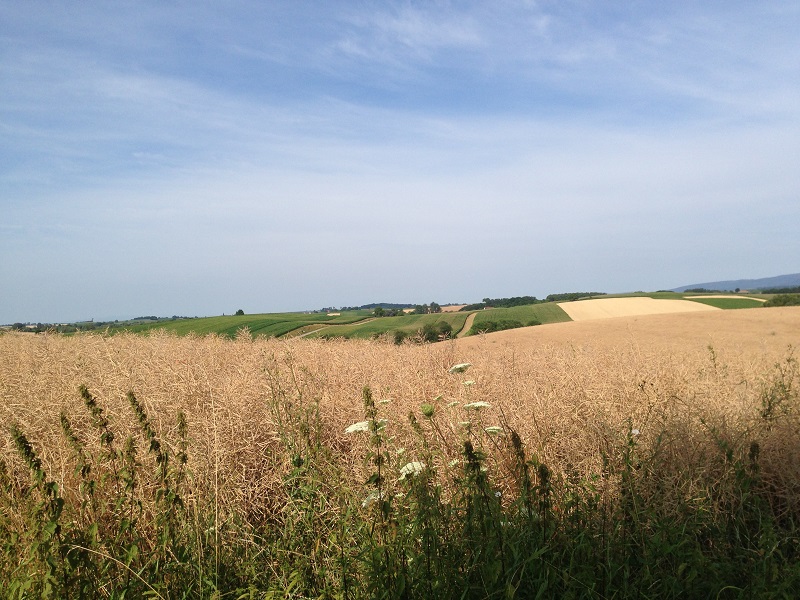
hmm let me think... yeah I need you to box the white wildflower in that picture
[463,401,491,410]
[631,429,640,436]
[345,421,370,434]
[449,363,472,374]
[399,461,426,480]
[362,490,382,508]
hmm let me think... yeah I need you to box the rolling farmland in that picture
[100,293,791,341]
[122,310,372,337]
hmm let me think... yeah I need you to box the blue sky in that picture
[2,1,799,323]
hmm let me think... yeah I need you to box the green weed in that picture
[2,356,799,598]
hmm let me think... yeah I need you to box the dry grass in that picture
[557,296,719,320]
[2,307,799,521]
[440,304,467,312]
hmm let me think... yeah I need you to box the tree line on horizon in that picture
[459,292,605,311]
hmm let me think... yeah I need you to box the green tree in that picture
[235,309,245,316]
[764,294,800,307]
[420,321,452,342]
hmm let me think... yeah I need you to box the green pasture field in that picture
[600,291,685,300]
[685,297,766,309]
[307,312,471,339]
[123,311,371,338]
[596,291,771,304]
[470,303,571,329]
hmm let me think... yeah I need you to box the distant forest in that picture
[761,286,800,294]
[460,293,604,311]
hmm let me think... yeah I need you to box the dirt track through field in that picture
[457,312,477,338]
[557,297,718,321]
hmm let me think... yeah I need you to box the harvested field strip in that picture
[557,296,718,321]
[455,305,800,353]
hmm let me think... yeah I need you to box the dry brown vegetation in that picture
[2,307,799,596]
[2,307,798,523]
[556,296,719,320]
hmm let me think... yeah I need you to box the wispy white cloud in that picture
[1,1,799,322]
[336,4,484,63]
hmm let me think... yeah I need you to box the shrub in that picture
[420,321,453,342]
[467,319,524,335]
[764,294,800,307]
[545,292,605,302]
[393,330,409,345]
[460,296,541,311]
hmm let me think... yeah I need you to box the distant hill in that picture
[672,272,800,293]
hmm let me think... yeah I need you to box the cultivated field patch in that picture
[441,304,466,312]
[457,305,800,355]
[467,302,571,333]
[305,311,470,339]
[685,296,766,309]
[557,296,718,321]
[689,294,767,301]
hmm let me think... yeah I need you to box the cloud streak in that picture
[2,1,799,322]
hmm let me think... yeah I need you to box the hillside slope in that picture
[672,272,800,292]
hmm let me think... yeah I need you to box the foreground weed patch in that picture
[2,388,246,597]
[1,332,799,597]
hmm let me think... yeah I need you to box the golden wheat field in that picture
[556,296,719,320]
[2,307,799,522]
